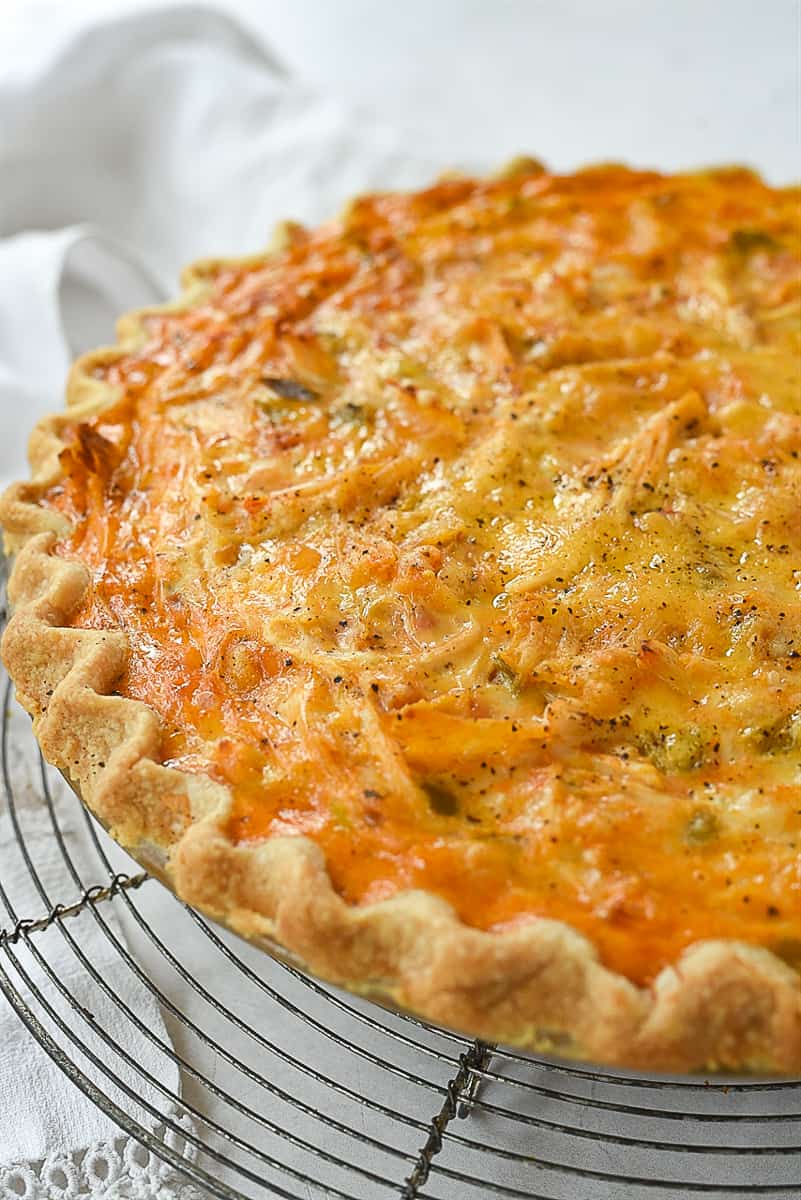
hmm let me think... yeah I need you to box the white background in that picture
[4,0,801,182]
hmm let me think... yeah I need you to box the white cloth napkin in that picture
[0,3,443,1192]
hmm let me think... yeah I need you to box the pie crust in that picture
[2,162,799,1073]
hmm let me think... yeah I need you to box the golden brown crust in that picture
[2,185,800,1075]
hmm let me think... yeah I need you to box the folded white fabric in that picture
[0,227,164,492]
[0,3,442,1193]
[0,3,447,282]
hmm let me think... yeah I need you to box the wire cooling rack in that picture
[0,609,799,1198]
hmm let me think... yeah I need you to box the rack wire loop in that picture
[401,1041,491,1200]
[0,872,150,945]
[458,1040,495,1118]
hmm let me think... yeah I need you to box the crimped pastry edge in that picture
[1,221,799,1077]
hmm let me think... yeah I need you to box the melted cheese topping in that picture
[44,165,801,984]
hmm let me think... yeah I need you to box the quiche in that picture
[2,162,800,1074]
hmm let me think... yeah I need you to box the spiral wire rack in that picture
[0,581,799,1199]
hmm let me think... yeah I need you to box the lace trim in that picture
[0,1113,204,1199]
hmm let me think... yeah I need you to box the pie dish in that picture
[2,161,799,1074]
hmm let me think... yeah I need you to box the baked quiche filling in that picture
[42,164,800,986]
